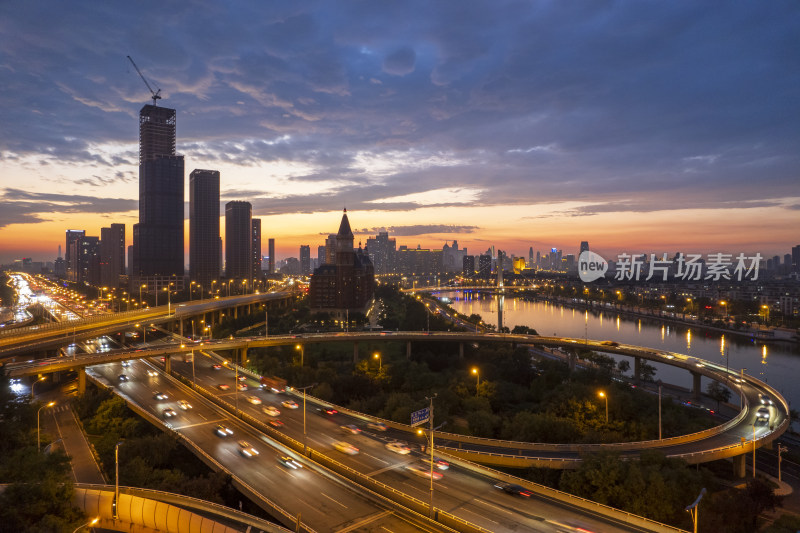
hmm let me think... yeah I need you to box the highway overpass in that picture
[5,331,788,477]
[0,291,294,357]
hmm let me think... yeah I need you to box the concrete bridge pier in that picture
[77,368,86,395]
[459,342,464,360]
[692,371,702,400]
[179,320,183,339]
[234,306,238,320]
[165,355,172,374]
[733,454,746,478]
[634,356,642,384]
[239,348,247,366]
[407,341,412,360]
[353,342,359,364]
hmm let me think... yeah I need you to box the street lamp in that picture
[685,488,706,533]
[31,376,46,399]
[295,383,316,455]
[37,401,55,452]
[374,352,381,372]
[139,284,146,307]
[71,517,99,533]
[598,391,608,423]
[296,344,304,366]
[471,367,479,393]
[720,300,728,320]
[115,441,123,520]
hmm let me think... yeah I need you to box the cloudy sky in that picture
[1,1,798,264]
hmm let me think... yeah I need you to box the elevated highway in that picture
[5,331,789,475]
[83,344,685,533]
[0,291,294,357]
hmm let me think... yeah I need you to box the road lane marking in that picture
[320,491,348,509]
[361,452,389,465]
[474,498,515,515]
[336,511,391,532]
[368,459,414,477]
[172,418,227,430]
[459,506,500,525]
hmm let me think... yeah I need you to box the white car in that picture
[282,400,299,409]
[333,441,359,455]
[147,370,158,377]
[340,424,361,435]
[386,442,411,455]
[247,395,262,405]
[238,440,259,458]
[263,406,280,417]
[756,407,770,421]
[162,407,177,418]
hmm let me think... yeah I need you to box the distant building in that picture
[65,230,84,280]
[463,255,475,277]
[478,254,492,278]
[252,219,262,279]
[268,238,275,274]
[225,201,252,280]
[309,210,374,315]
[442,241,467,273]
[300,245,311,275]
[100,224,125,288]
[396,246,442,276]
[189,169,221,290]
[69,235,100,285]
[317,245,326,266]
[366,231,396,275]
[580,241,590,255]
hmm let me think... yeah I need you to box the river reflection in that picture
[443,291,800,409]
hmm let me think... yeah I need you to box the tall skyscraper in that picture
[792,245,800,272]
[132,104,185,290]
[225,201,252,280]
[580,241,590,255]
[478,254,492,278]
[100,224,125,288]
[252,219,262,279]
[69,235,100,285]
[189,169,221,290]
[65,230,85,281]
[268,238,275,274]
[299,245,311,275]
[366,231,397,275]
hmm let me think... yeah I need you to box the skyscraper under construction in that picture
[131,104,185,291]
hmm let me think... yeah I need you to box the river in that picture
[442,291,800,411]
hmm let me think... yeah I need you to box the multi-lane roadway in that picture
[88,344,663,533]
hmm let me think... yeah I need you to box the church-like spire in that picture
[337,209,354,239]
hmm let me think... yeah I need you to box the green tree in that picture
[706,381,732,411]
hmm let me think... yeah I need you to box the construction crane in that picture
[127,55,162,106]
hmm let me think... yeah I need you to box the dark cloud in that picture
[0,1,798,218]
[352,225,479,237]
[383,47,416,76]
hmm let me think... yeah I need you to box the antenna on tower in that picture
[127,55,162,106]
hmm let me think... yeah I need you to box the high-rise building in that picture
[100,224,125,288]
[478,254,492,278]
[299,245,311,275]
[528,247,534,267]
[189,169,220,290]
[325,234,337,265]
[252,219,262,279]
[225,201,252,280]
[65,230,85,281]
[580,241,590,255]
[317,245,326,266]
[366,231,397,275]
[792,245,800,272]
[69,235,100,285]
[268,238,275,274]
[463,255,475,276]
[131,104,184,290]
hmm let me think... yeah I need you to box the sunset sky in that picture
[1,1,798,265]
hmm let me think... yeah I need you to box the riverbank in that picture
[522,294,799,346]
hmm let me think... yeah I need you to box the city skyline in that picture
[1,2,799,264]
